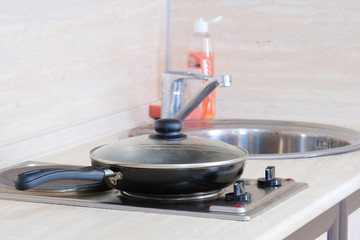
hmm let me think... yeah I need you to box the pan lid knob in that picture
[149,119,187,140]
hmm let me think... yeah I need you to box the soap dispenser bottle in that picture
[187,17,222,120]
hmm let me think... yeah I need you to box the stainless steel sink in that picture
[127,119,360,159]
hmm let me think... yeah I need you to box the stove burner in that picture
[120,190,224,202]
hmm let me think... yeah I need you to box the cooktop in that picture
[0,161,308,221]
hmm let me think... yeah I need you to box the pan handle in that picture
[14,167,113,191]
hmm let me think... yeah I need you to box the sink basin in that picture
[127,119,360,159]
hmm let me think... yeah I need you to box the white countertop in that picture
[1,130,360,240]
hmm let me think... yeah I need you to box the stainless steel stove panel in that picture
[0,161,308,221]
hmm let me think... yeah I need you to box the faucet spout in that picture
[161,71,231,121]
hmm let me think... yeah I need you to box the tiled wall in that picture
[0,1,167,147]
[169,0,360,129]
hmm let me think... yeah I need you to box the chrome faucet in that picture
[161,71,231,121]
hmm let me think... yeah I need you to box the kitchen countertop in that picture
[1,130,360,240]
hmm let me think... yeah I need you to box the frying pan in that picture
[15,119,247,195]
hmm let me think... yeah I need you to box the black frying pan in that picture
[15,119,247,195]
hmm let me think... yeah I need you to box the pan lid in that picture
[90,119,248,169]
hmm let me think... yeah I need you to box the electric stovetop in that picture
[0,161,308,221]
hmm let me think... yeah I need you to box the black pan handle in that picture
[14,167,107,190]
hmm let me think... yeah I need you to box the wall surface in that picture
[2,0,360,162]
[170,0,360,129]
[0,1,167,148]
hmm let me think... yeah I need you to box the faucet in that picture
[161,71,231,121]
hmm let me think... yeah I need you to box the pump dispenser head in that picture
[193,16,223,33]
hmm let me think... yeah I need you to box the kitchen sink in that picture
[127,119,360,159]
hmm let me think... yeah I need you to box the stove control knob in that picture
[225,180,251,202]
[257,166,282,187]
